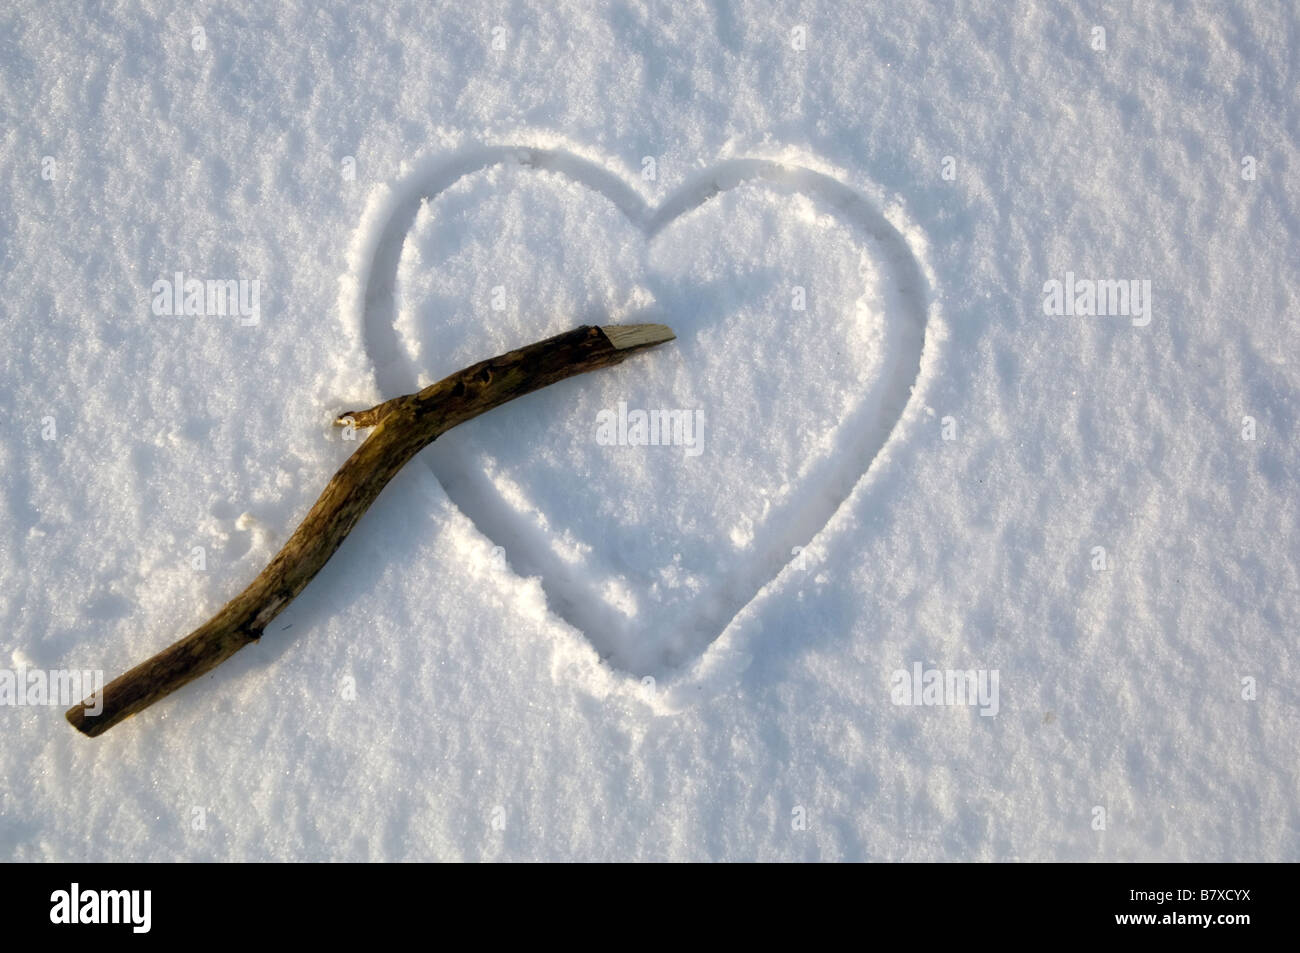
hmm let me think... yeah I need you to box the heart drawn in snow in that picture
[348,146,931,691]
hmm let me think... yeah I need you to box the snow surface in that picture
[1,1,1296,861]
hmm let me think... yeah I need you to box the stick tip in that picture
[599,323,676,351]
[66,703,103,737]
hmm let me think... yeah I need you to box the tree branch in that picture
[66,323,675,737]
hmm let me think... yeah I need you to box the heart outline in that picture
[344,145,933,706]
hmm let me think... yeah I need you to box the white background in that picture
[0,1,1295,860]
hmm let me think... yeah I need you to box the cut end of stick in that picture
[66,702,108,737]
[598,323,676,351]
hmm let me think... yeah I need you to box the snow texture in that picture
[0,1,1296,861]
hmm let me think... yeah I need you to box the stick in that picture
[66,323,676,737]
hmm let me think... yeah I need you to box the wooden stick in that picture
[66,323,676,737]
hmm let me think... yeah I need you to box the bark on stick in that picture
[66,323,675,737]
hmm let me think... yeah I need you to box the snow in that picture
[1,1,1296,861]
